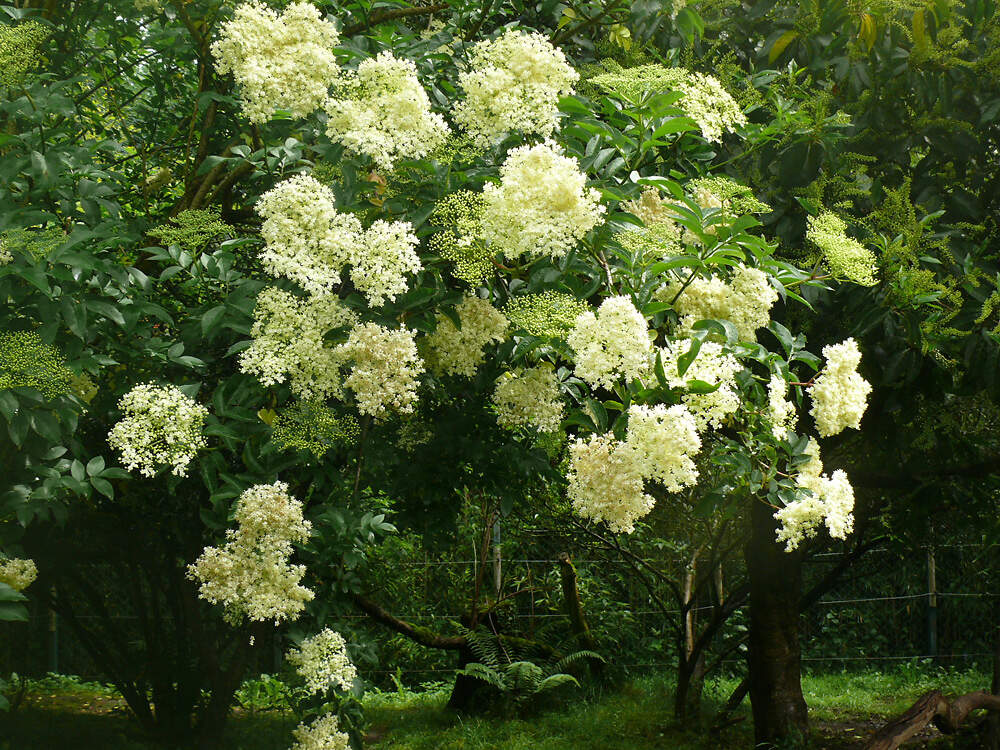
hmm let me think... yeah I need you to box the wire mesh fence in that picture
[1,543,995,685]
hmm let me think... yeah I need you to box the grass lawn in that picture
[0,666,991,749]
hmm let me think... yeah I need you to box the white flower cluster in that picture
[567,296,650,389]
[674,72,747,144]
[256,175,361,296]
[342,323,424,419]
[625,404,701,491]
[665,264,778,341]
[423,295,508,377]
[286,628,357,695]
[493,364,564,433]
[567,433,652,534]
[568,404,701,533]
[212,2,339,123]
[454,29,578,144]
[325,51,449,170]
[290,713,350,750]
[658,341,741,431]
[256,175,420,306]
[481,142,605,261]
[767,374,798,439]
[351,219,422,307]
[774,440,855,551]
[808,338,872,438]
[108,383,208,478]
[240,288,358,400]
[0,557,37,591]
[188,482,313,624]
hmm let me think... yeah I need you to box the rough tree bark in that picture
[746,500,809,745]
[865,690,1000,750]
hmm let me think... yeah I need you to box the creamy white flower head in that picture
[286,628,357,695]
[567,296,650,389]
[808,338,871,437]
[342,323,424,419]
[775,440,856,551]
[187,482,314,623]
[624,404,701,491]
[777,440,854,549]
[256,175,361,296]
[663,264,778,341]
[493,364,564,433]
[658,341,741,431]
[424,295,508,377]
[767,374,798,439]
[240,288,358,400]
[212,1,339,123]
[675,72,746,143]
[255,175,421,305]
[325,51,449,170]
[454,29,578,144]
[108,383,208,478]
[291,713,350,750]
[568,433,652,533]
[481,141,605,261]
[350,219,421,307]
[0,558,37,591]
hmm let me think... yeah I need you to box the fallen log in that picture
[865,689,1000,750]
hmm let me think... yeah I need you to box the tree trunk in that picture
[746,500,808,746]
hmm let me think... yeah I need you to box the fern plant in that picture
[455,626,604,714]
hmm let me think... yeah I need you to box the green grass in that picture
[0,664,991,750]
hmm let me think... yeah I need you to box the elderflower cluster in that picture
[290,714,350,750]
[567,296,650,389]
[807,212,878,286]
[809,338,872,438]
[212,2,339,123]
[625,404,701,491]
[481,142,605,261]
[493,365,564,432]
[256,175,420,305]
[504,292,588,338]
[240,288,358,400]
[188,482,313,623]
[0,558,37,591]
[589,64,745,142]
[352,219,421,307]
[663,264,778,341]
[0,331,73,398]
[567,433,652,534]
[454,29,578,144]
[256,175,361,296]
[767,374,798,439]
[658,342,741,431]
[286,628,357,694]
[108,384,208,478]
[569,404,702,533]
[325,51,449,170]
[423,296,508,377]
[429,191,493,286]
[774,441,856,551]
[342,323,424,419]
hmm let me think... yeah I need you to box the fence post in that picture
[47,586,59,674]
[926,547,938,661]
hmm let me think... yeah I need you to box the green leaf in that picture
[86,456,106,476]
[769,30,799,63]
